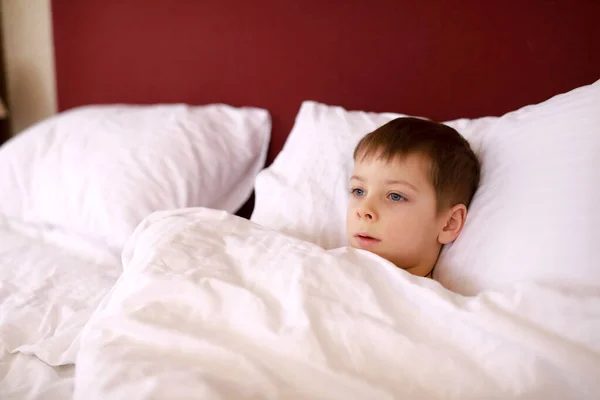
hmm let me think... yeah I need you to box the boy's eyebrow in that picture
[385,179,419,192]
[351,175,419,192]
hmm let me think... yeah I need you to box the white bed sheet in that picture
[0,215,122,399]
[0,353,73,400]
[75,208,600,400]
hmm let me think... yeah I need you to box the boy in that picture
[346,117,480,277]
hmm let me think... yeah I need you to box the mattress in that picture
[0,215,122,399]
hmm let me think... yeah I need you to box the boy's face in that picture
[346,152,452,277]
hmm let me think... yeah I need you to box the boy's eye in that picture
[351,188,365,197]
[388,193,405,202]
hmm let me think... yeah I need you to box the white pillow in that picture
[0,103,271,253]
[251,101,496,249]
[252,79,600,295]
[435,81,600,295]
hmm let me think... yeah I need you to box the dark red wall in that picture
[52,0,600,164]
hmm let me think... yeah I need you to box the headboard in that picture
[52,0,600,166]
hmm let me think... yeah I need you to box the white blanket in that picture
[0,353,74,400]
[0,215,121,399]
[0,215,121,366]
[75,208,600,399]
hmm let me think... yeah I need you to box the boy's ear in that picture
[437,204,467,245]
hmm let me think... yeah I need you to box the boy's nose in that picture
[357,206,376,220]
[362,211,373,219]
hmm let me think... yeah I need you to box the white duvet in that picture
[74,208,600,399]
[0,215,122,399]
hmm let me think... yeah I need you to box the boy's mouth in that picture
[354,233,381,247]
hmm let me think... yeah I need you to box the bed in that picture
[1,1,600,399]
